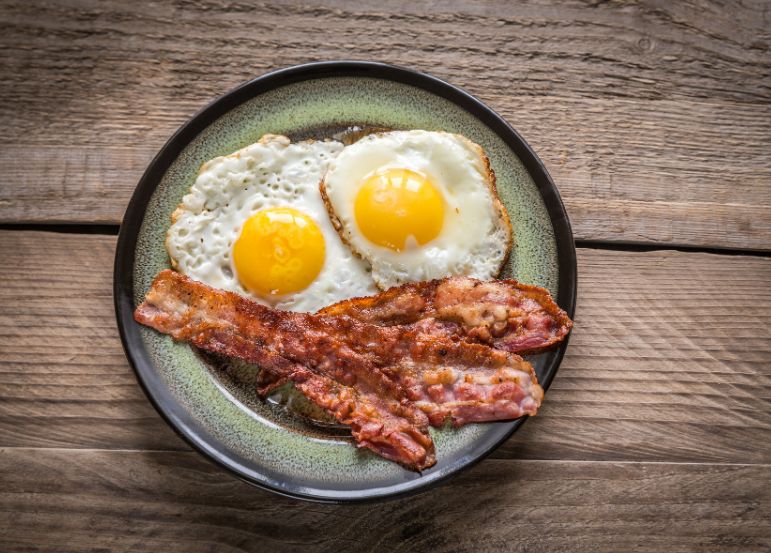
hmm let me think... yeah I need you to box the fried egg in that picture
[321,130,512,289]
[166,134,377,312]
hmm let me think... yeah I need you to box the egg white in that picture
[166,134,377,312]
[321,130,512,289]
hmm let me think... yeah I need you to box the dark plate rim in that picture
[113,60,577,503]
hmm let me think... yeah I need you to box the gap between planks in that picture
[3,224,771,259]
[1,446,770,468]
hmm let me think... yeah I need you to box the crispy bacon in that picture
[319,276,573,355]
[136,270,435,470]
[135,270,545,470]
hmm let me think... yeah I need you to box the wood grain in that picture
[2,1,769,549]
[0,231,185,451]
[1,230,769,465]
[0,448,768,553]
[0,0,769,249]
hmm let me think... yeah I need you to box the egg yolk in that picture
[354,168,444,251]
[232,207,325,297]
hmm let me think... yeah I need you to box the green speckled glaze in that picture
[132,76,558,493]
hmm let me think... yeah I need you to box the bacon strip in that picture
[319,276,573,355]
[135,270,545,470]
[135,270,434,470]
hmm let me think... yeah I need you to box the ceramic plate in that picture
[114,61,576,502]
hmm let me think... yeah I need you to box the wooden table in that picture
[1,1,769,551]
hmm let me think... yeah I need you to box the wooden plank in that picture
[0,231,185,451]
[511,245,771,463]
[0,449,768,552]
[0,0,769,249]
[1,230,769,464]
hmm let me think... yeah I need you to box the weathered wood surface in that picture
[1,231,769,466]
[1,449,768,553]
[2,1,770,549]
[1,0,769,250]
